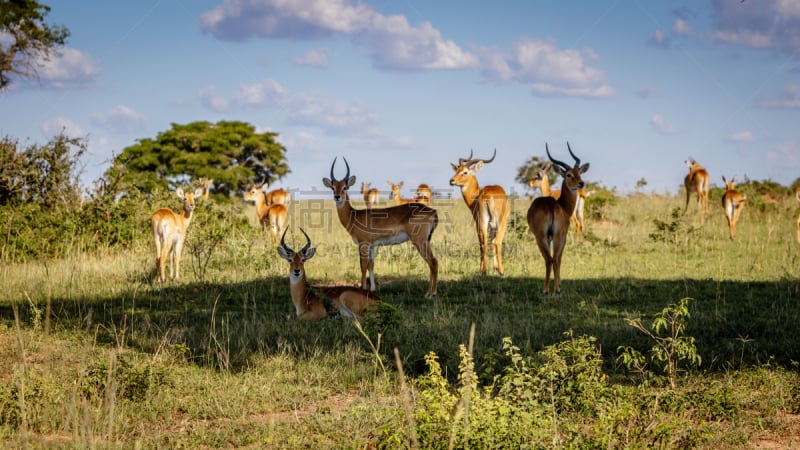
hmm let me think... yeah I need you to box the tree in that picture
[0,0,70,90]
[515,155,556,192]
[105,121,289,197]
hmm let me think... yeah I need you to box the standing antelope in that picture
[415,184,433,205]
[266,187,291,206]
[527,143,589,294]
[683,158,710,216]
[796,188,800,244]
[151,187,204,283]
[721,176,746,240]
[529,167,592,236]
[200,178,214,200]
[324,158,439,298]
[361,182,380,208]
[449,149,511,275]
[387,181,416,205]
[277,228,378,321]
[243,184,289,244]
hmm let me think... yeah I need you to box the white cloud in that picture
[233,79,287,109]
[673,18,691,35]
[758,83,800,109]
[477,38,614,98]
[37,47,100,89]
[197,86,232,113]
[711,0,800,54]
[91,104,146,135]
[727,130,753,142]
[650,114,678,135]
[40,117,85,138]
[648,29,669,47]
[293,48,330,67]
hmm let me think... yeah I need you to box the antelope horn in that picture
[329,157,338,182]
[546,143,570,171]
[343,157,350,181]
[279,227,292,253]
[299,227,312,254]
[566,142,581,167]
[458,148,475,166]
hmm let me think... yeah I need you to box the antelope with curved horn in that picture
[449,149,511,275]
[361,182,380,208]
[527,143,590,294]
[243,183,288,244]
[151,187,204,283]
[277,228,378,321]
[529,165,592,236]
[721,176,746,240]
[323,158,439,298]
[683,158,710,216]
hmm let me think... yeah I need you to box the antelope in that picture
[449,149,511,275]
[721,176,746,240]
[415,184,433,205]
[277,227,378,321]
[361,182,380,208]
[683,158,710,216]
[796,187,800,244]
[200,178,214,200]
[151,187,204,283]
[528,165,591,234]
[387,181,416,205]
[324,158,439,298]
[571,188,594,235]
[243,184,288,244]
[266,187,291,206]
[527,143,589,294]
[527,165,558,198]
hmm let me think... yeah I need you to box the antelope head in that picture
[322,157,356,207]
[547,143,589,194]
[277,227,316,283]
[449,148,497,188]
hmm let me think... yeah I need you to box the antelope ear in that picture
[301,247,316,262]
[176,187,185,198]
[276,246,291,261]
[322,178,333,188]
[194,188,204,198]
[473,161,484,172]
[552,165,567,177]
[450,162,458,171]
[347,176,356,188]
[579,163,590,174]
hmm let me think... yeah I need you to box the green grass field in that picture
[1,192,799,448]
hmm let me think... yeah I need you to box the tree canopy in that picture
[515,154,557,192]
[105,121,289,197]
[0,0,70,90]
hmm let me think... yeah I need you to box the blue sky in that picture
[2,0,799,198]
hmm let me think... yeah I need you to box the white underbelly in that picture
[374,231,409,246]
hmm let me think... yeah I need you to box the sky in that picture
[2,0,799,199]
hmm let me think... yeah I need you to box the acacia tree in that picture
[515,155,556,192]
[105,121,290,197]
[0,0,70,90]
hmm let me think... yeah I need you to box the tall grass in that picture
[1,192,799,447]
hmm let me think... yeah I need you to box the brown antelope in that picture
[200,178,214,200]
[277,227,378,321]
[415,184,433,205]
[796,187,800,244]
[571,188,593,235]
[266,187,291,206]
[529,168,592,236]
[527,143,589,294]
[683,158,710,215]
[449,149,511,275]
[387,181,416,205]
[361,182,380,208]
[151,187,204,283]
[243,184,288,244]
[324,158,439,298]
[721,176,746,240]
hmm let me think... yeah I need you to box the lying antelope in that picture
[151,187,204,283]
[721,176,746,240]
[387,181,417,205]
[243,184,288,244]
[683,158,710,216]
[361,182,380,208]
[449,149,510,275]
[527,143,589,294]
[277,228,378,321]
[324,158,439,298]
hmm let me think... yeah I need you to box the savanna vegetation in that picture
[2,131,800,448]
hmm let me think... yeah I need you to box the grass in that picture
[1,192,799,447]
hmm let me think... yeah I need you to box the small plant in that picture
[649,207,696,246]
[619,297,702,389]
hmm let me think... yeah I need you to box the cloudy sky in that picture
[3,0,799,197]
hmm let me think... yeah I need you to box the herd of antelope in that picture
[149,149,800,319]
